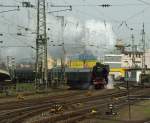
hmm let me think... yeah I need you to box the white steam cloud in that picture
[49,17,116,59]
[0,8,116,63]
[82,20,115,56]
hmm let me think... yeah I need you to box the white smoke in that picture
[106,75,115,89]
[0,0,116,62]
[82,20,116,56]
[48,17,116,59]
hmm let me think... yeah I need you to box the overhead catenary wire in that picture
[136,0,150,6]
[69,5,119,23]
[48,8,71,13]
[116,6,149,34]
[60,0,150,27]
[49,3,147,7]
[7,33,35,49]
[0,8,19,14]
[60,0,120,38]
[0,4,19,8]
[0,2,36,26]
[0,45,33,48]
[1,0,150,52]
[0,1,37,46]
[55,0,149,25]
[12,0,23,4]
[48,14,83,28]
[0,14,36,32]
[126,7,149,21]
[49,1,123,50]
[49,1,149,24]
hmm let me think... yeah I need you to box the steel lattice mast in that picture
[35,0,48,89]
[141,23,146,74]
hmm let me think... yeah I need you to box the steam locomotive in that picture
[66,64,109,89]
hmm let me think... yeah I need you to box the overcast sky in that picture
[0,0,150,62]
[51,0,150,40]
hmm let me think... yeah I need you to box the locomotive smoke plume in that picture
[82,19,116,56]
[48,17,116,59]
[106,75,114,89]
[0,0,116,63]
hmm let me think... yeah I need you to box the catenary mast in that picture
[35,0,48,89]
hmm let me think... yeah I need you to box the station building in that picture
[104,49,150,81]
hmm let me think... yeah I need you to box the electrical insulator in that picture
[22,2,34,8]
[100,4,111,7]
[69,5,72,11]
[17,33,22,36]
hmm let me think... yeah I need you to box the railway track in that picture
[0,89,125,123]
[30,88,150,123]
[0,90,87,111]
[0,88,149,123]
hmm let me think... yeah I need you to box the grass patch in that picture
[119,100,150,121]
[15,83,35,92]
[0,83,36,97]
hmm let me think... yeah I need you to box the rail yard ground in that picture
[0,86,150,123]
[79,100,150,123]
[0,87,81,103]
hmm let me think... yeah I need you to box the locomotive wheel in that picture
[94,85,98,89]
